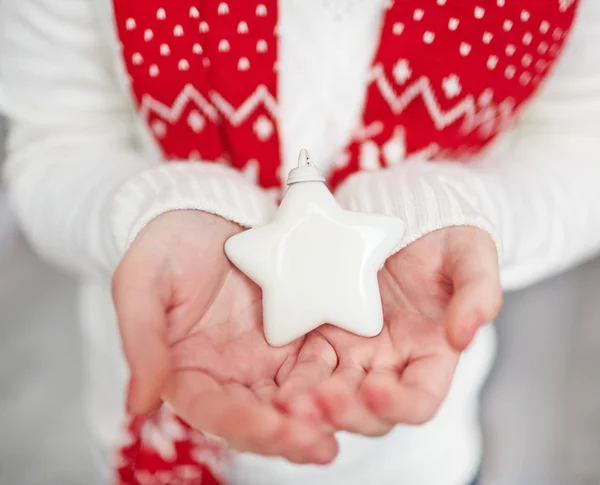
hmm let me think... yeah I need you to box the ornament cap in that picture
[287,149,326,185]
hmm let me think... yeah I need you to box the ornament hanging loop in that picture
[287,149,326,185]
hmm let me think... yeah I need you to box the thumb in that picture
[444,231,503,351]
[113,268,171,416]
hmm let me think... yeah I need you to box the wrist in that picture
[111,162,278,259]
[334,161,502,260]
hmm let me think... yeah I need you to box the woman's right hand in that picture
[112,210,337,464]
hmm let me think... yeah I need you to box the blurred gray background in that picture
[0,116,599,485]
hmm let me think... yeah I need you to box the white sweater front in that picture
[1,1,600,484]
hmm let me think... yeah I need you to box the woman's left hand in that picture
[275,226,503,435]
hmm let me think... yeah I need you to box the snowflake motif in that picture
[474,6,485,19]
[448,18,459,30]
[413,8,424,21]
[253,115,274,140]
[460,42,471,56]
[139,408,187,461]
[382,127,407,165]
[392,58,412,85]
[173,465,204,482]
[190,449,229,483]
[442,74,462,99]
[359,141,382,171]
[333,151,351,169]
[482,32,493,44]
[187,110,205,133]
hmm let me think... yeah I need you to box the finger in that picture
[167,371,338,465]
[316,365,393,436]
[275,334,337,420]
[445,232,503,350]
[360,355,457,425]
[113,269,170,416]
[224,382,332,464]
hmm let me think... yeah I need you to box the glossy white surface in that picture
[225,153,405,347]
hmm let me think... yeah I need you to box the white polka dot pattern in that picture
[332,0,580,183]
[114,0,579,193]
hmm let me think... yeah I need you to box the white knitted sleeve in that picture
[0,0,276,278]
[335,0,600,291]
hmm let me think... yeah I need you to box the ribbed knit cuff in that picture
[111,162,278,255]
[334,161,503,260]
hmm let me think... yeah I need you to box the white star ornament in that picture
[225,150,405,347]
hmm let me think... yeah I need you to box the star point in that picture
[225,153,404,347]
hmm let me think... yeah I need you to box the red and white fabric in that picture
[109,1,578,483]
[3,0,600,484]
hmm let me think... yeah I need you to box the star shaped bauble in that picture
[225,150,405,347]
